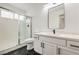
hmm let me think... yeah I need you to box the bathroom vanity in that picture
[32,3,79,55]
[34,32,79,55]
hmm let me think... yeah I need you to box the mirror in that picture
[48,4,65,29]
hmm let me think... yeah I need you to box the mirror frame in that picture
[48,3,65,29]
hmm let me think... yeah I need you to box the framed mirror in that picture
[48,4,65,30]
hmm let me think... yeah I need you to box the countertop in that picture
[34,32,79,42]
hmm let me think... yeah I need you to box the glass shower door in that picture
[18,17,32,44]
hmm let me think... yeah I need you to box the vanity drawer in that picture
[59,46,79,55]
[67,41,79,51]
[39,36,66,46]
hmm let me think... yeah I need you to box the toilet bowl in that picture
[25,38,34,50]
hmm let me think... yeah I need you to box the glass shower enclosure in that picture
[18,16,32,44]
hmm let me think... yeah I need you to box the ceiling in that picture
[9,3,47,12]
[8,3,63,16]
[8,3,47,16]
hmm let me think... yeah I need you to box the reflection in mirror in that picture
[48,4,65,30]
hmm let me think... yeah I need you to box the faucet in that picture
[53,29,55,34]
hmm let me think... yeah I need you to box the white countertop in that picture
[34,32,79,42]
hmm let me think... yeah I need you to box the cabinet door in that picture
[43,42,58,55]
[67,41,79,51]
[34,36,42,54]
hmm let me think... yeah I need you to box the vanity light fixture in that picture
[43,3,53,9]
[43,3,62,9]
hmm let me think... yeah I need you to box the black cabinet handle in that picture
[42,43,44,48]
[41,42,43,47]
[70,44,79,48]
[40,42,44,48]
[58,48,60,55]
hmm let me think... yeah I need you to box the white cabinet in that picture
[43,42,58,55]
[34,35,42,54]
[34,35,59,55]
[34,33,79,55]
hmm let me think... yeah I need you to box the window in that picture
[14,13,19,20]
[19,15,25,20]
[0,8,26,20]
[1,9,14,19]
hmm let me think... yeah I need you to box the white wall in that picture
[64,3,79,34]
[32,3,79,35]
[31,6,49,36]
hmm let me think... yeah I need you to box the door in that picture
[34,35,43,54]
[43,42,58,55]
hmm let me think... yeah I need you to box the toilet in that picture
[25,38,34,50]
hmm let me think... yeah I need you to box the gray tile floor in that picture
[4,46,40,55]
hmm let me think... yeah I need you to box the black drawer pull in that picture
[70,44,79,48]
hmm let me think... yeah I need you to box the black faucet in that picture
[53,29,55,34]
